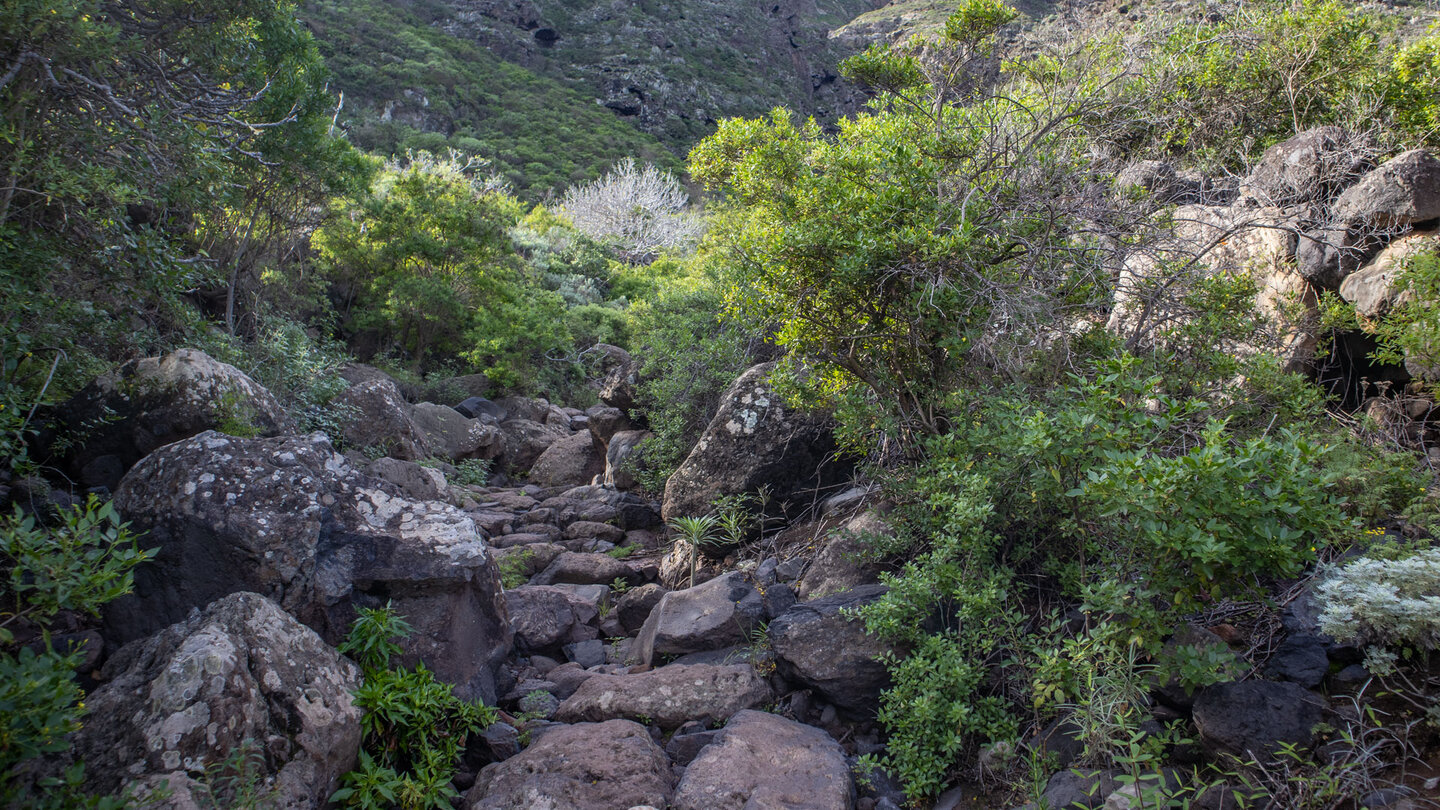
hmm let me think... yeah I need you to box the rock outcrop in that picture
[553,662,773,729]
[770,585,896,716]
[465,719,673,809]
[107,431,512,701]
[671,710,855,810]
[71,593,362,809]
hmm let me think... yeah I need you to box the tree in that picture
[559,158,703,264]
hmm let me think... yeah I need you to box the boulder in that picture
[1242,126,1371,205]
[465,719,673,809]
[616,583,668,634]
[1334,149,1440,228]
[71,593,361,809]
[107,431,512,702]
[497,418,567,475]
[671,710,855,810]
[1192,680,1328,758]
[494,396,553,424]
[422,374,494,405]
[456,396,506,422]
[598,352,641,415]
[634,572,766,666]
[554,663,773,729]
[796,512,891,600]
[1041,770,1121,810]
[532,551,637,587]
[563,520,626,544]
[410,402,504,461]
[506,586,594,652]
[334,378,428,460]
[604,429,653,490]
[770,585,896,715]
[1295,225,1378,289]
[53,349,295,490]
[1265,634,1330,689]
[527,431,605,488]
[1339,229,1440,317]
[585,406,631,445]
[1115,160,1207,205]
[364,457,450,502]
[663,362,849,524]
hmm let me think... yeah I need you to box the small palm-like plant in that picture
[668,514,720,588]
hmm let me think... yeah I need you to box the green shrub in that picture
[334,605,496,810]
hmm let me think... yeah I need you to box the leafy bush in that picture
[0,498,154,806]
[1317,547,1440,675]
[334,605,496,810]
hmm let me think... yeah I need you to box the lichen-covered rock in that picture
[634,572,766,666]
[532,551,637,587]
[465,719,673,809]
[553,663,773,729]
[72,593,361,809]
[603,429,653,491]
[364,457,451,502]
[527,431,605,488]
[1334,149,1440,228]
[663,362,849,524]
[52,349,295,490]
[107,431,512,701]
[770,585,896,716]
[671,710,854,810]
[506,585,595,652]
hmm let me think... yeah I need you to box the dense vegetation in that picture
[5,0,1440,806]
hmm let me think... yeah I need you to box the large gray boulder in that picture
[107,431,512,701]
[770,585,896,716]
[410,402,504,461]
[634,572,766,667]
[663,362,849,524]
[334,378,429,460]
[497,418,568,475]
[527,431,605,488]
[671,710,855,810]
[1334,149,1440,228]
[604,429,653,491]
[53,348,295,490]
[1339,229,1440,318]
[1192,680,1328,759]
[553,662,773,729]
[465,719,673,809]
[72,593,361,809]
[505,585,596,652]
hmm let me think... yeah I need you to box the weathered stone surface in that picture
[1335,149,1440,228]
[634,572,766,666]
[1116,160,1207,205]
[527,431,605,488]
[616,583,668,634]
[1242,126,1371,205]
[532,551,637,587]
[663,362,849,524]
[497,418,567,475]
[1340,229,1440,317]
[671,710,854,810]
[53,349,295,489]
[796,512,891,600]
[1266,634,1329,688]
[563,520,626,544]
[364,457,451,502]
[586,405,631,445]
[334,378,429,460]
[1295,224,1378,290]
[494,396,553,424]
[73,593,361,809]
[1042,770,1121,810]
[411,402,504,461]
[1193,680,1327,758]
[107,431,512,701]
[456,396,506,421]
[604,429,653,491]
[599,352,641,415]
[554,663,773,729]
[771,585,895,715]
[492,543,565,583]
[506,586,592,652]
[465,719,672,809]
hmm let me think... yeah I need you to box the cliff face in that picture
[435,0,883,144]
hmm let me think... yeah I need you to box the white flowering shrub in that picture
[1316,547,1440,674]
[559,158,703,263]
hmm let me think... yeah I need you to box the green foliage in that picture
[1367,248,1440,374]
[668,514,723,588]
[301,0,678,199]
[451,459,493,488]
[1385,27,1440,141]
[334,605,495,810]
[0,497,154,805]
[497,550,536,590]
